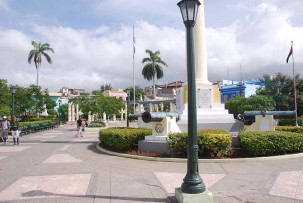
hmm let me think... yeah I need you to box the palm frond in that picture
[42,53,52,64]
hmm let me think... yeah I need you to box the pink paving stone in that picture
[40,131,62,134]
[31,135,57,139]
[154,172,226,194]
[73,138,95,142]
[295,172,303,200]
[43,154,82,163]
[0,174,91,201]
[0,146,31,152]
[0,156,7,160]
[269,171,303,200]
[58,145,71,151]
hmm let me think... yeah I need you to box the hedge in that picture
[167,129,232,158]
[99,127,152,151]
[238,130,303,157]
[88,121,106,128]
[276,126,303,134]
[278,118,303,126]
[19,120,53,127]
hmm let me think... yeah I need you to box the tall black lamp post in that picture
[10,85,17,117]
[127,90,130,127]
[177,0,206,194]
[58,99,62,125]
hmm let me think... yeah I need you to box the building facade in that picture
[219,80,264,103]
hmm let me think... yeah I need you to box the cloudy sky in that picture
[0,0,303,92]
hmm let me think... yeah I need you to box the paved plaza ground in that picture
[0,121,302,203]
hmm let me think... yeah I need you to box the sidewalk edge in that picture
[96,143,303,163]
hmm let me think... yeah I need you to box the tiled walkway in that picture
[0,123,303,203]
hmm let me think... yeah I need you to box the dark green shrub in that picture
[168,129,232,158]
[276,126,303,134]
[88,121,106,128]
[278,118,303,126]
[167,132,188,157]
[99,127,152,151]
[19,120,52,127]
[239,131,303,157]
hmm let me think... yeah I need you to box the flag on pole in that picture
[286,45,293,63]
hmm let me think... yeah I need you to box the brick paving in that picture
[269,171,303,200]
[154,172,226,194]
[0,122,302,203]
[0,174,91,201]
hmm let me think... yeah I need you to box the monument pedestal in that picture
[175,188,213,203]
[175,84,242,132]
[138,116,180,155]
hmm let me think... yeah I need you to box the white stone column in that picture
[88,112,92,121]
[68,103,72,121]
[170,102,173,112]
[103,112,106,121]
[76,104,79,120]
[121,108,124,120]
[71,103,75,121]
[113,114,116,121]
[149,103,153,112]
[193,0,211,85]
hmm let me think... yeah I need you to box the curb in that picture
[96,143,303,163]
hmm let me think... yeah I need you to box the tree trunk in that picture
[36,65,39,86]
[153,76,156,99]
[153,76,156,111]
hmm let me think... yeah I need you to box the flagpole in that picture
[133,25,136,113]
[291,41,299,127]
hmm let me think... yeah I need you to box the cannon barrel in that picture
[142,111,179,123]
[243,111,296,120]
[127,114,142,121]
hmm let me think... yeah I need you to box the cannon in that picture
[127,114,142,121]
[243,110,296,121]
[141,111,179,123]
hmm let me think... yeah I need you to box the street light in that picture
[126,90,130,127]
[10,85,18,117]
[58,98,62,125]
[177,0,206,194]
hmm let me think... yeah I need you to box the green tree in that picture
[247,95,275,111]
[142,49,167,99]
[28,41,54,86]
[0,79,11,116]
[100,84,112,93]
[256,72,303,116]
[124,86,144,101]
[225,95,275,116]
[59,104,68,122]
[225,96,247,115]
[71,91,124,119]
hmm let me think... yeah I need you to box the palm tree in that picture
[142,49,167,99]
[28,41,54,86]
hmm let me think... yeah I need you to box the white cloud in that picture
[0,0,10,12]
[206,1,303,81]
[0,21,186,92]
[0,0,303,93]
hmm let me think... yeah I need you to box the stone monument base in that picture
[175,188,213,203]
[138,140,171,155]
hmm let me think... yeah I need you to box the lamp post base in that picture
[175,187,213,203]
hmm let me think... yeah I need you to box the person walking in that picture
[1,116,10,145]
[77,118,82,130]
[75,119,85,138]
[10,116,20,145]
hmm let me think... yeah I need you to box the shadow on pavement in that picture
[22,190,173,202]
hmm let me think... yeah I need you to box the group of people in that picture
[75,118,87,138]
[1,116,20,145]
